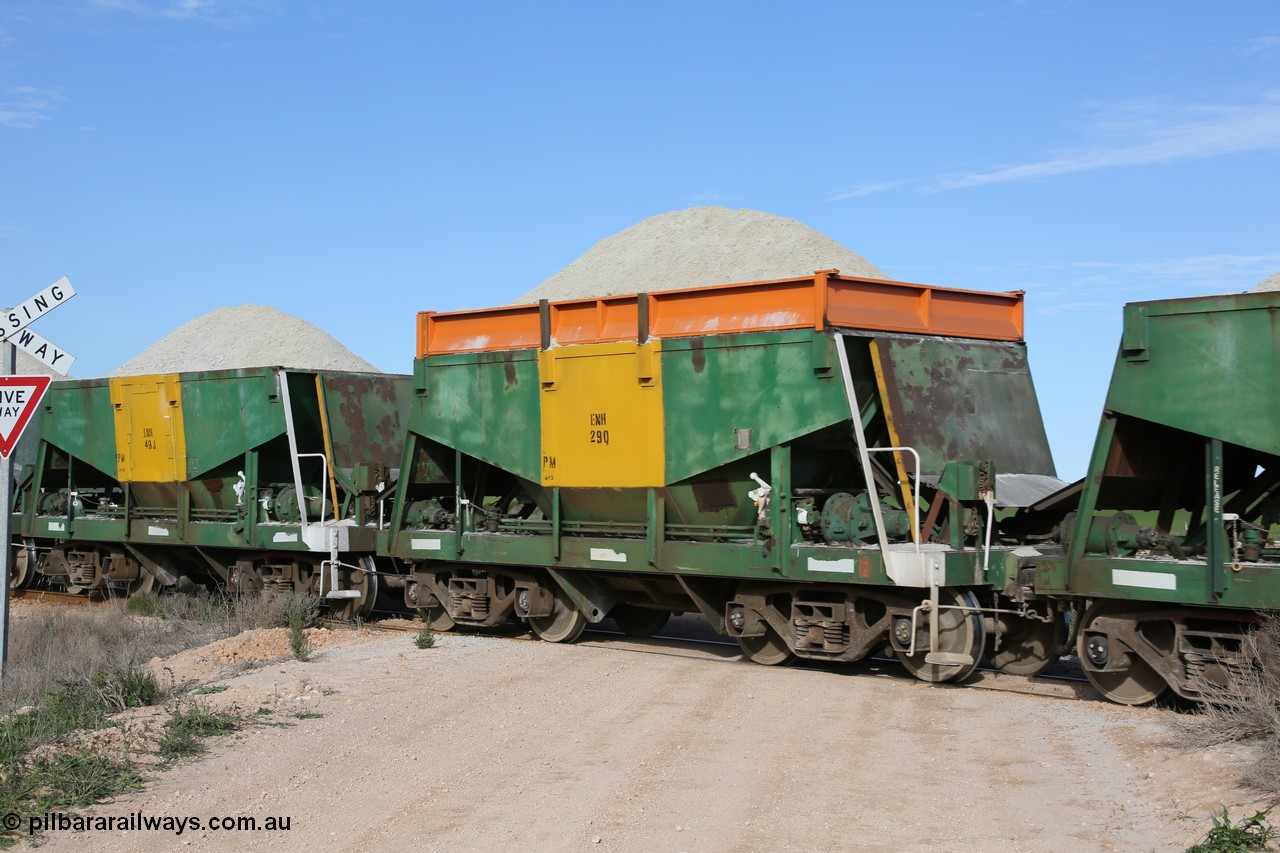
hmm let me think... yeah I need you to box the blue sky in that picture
[2,1,1278,479]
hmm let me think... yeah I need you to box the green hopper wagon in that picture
[1025,290,1280,703]
[387,271,1066,682]
[13,367,409,618]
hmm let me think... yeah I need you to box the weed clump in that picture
[94,668,162,711]
[415,625,435,650]
[158,702,239,762]
[266,593,321,661]
[1185,807,1276,852]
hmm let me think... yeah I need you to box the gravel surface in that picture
[517,207,888,304]
[111,305,377,376]
[23,625,1264,853]
[1254,271,1280,292]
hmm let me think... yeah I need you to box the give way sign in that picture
[0,375,51,457]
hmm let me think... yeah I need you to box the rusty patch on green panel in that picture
[872,335,1056,478]
[322,373,411,469]
[690,338,706,374]
[502,352,518,389]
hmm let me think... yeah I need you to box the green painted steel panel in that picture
[38,379,119,479]
[1107,291,1280,457]
[661,330,849,483]
[1055,555,1280,610]
[414,351,541,482]
[179,369,288,478]
[558,488,647,524]
[873,335,1056,478]
[61,517,123,540]
[663,458,767,529]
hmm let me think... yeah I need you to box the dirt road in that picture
[25,628,1262,852]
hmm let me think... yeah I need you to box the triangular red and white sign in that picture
[0,375,51,458]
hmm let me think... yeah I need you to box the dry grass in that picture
[1177,618,1280,795]
[1,592,320,713]
[2,605,215,712]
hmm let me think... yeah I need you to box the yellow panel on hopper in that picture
[109,374,187,483]
[539,341,664,488]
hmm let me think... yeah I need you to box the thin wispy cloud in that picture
[86,0,277,26]
[835,93,1280,199]
[1068,252,1280,281]
[1044,253,1280,310]
[1242,35,1280,55]
[836,179,911,199]
[896,252,1280,313]
[0,86,64,129]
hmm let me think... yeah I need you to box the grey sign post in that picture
[0,276,77,682]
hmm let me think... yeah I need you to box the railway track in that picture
[580,627,1100,701]
[338,614,1102,702]
[8,588,107,606]
[24,594,1099,701]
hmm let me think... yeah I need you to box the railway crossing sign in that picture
[2,274,77,681]
[0,276,77,375]
[0,376,51,458]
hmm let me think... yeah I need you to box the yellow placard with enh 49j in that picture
[109,374,187,483]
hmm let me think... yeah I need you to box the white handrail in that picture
[834,333,891,557]
[295,452,329,526]
[865,445,922,550]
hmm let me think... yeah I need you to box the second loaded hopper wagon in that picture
[386,271,1066,682]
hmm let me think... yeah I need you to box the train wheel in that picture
[418,597,457,632]
[9,541,36,589]
[528,587,587,643]
[895,589,985,684]
[990,610,1067,677]
[611,604,669,638]
[1077,600,1169,705]
[126,570,157,599]
[735,625,795,666]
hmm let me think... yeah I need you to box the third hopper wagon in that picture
[15,366,409,619]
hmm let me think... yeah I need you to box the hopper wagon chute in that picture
[12,367,410,618]
[388,270,1066,682]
